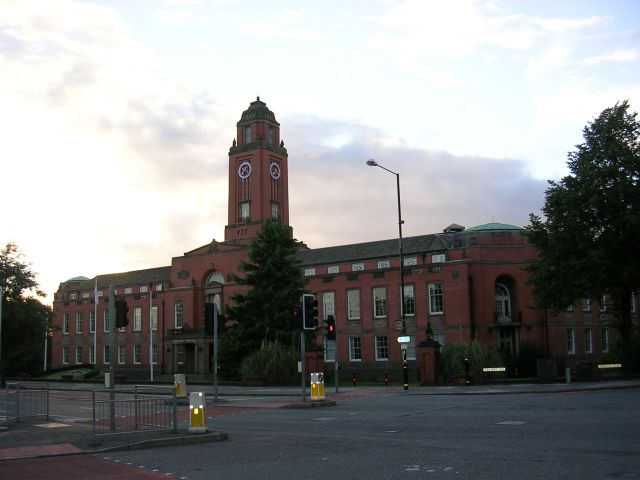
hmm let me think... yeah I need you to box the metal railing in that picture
[91,385,177,444]
[1,383,49,426]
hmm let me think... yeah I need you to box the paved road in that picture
[2,384,639,479]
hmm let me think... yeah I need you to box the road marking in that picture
[497,420,527,425]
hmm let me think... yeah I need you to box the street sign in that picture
[397,336,410,343]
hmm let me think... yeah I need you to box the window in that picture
[375,336,389,361]
[89,311,96,333]
[62,346,69,364]
[103,309,110,332]
[240,202,250,222]
[175,301,184,329]
[566,304,575,312]
[89,345,95,364]
[328,265,339,274]
[406,336,417,360]
[139,285,148,293]
[244,125,252,144]
[600,295,607,312]
[124,287,132,294]
[75,312,83,333]
[271,202,280,221]
[323,291,335,319]
[82,291,90,299]
[349,337,362,361]
[373,287,387,318]
[151,305,158,331]
[601,328,609,353]
[581,298,591,312]
[585,328,593,353]
[118,344,125,364]
[432,254,446,263]
[324,338,336,362]
[352,263,364,272]
[69,293,77,300]
[63,313,70,334]
[133,345,142,364]
[152,344,158,365]
[304,268,316,277]
[567,328,575,354]
[133,307,142,331]
[103,345,110,364]
[404,257,418,266]
[429,282,444,314]
[347,289,361,320]
[402,285,415,317]
[378,260,390,269]
[75,346,82,364]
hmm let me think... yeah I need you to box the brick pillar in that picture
[418,338,441,385]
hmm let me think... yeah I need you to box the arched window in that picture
[495,283,511,323]
[205,271,225,309]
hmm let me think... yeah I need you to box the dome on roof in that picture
[238,96,278,125]
[66,276,89,282]
[466,223,522,232]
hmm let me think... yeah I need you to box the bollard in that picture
[188,392,208,433]
[384,373,389,386]
[565,367,571,384]
[352,374,356,387]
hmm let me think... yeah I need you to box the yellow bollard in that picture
[188,392,208,433]
[174,373,188,398]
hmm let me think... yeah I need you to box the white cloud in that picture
[155,9,203,25]
[533,15,607,32]
[583,48,639,65]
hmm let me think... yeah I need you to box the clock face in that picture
[237,161,252,179]
[269,162,281,180]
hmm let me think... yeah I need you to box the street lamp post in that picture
[366,159,409,390]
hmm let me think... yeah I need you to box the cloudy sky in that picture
[2,0,639,301]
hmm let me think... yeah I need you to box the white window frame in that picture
[63,313,70,334]
[304,268,316,277]
[103,345,110,364]
[75,312,83,334]
[75,346,82,364]
[151,305,158,331]
[324,338,336,362]
[567,328,576,355]
[328,265,340,274]
[118,344,126,365]
[103,309,110,333]
[322,291,335,319]
[585,328,593,353]
[601,327,609,353]
[581,298,591,312]
[133,344,142,364]
[373,287,387,318]
[349,337,362,361]
[431,254,446,263]
[347,289,361,320]
[402,285,415,317]
[124,287,133,294]
[403,257,417,266]
[351,263,364,272]
[62,346,69,364]
[133,306,142,332]
[175,301,184,329]
[89,345,95,364]
[89,311,96,333]
[406,336,417,360]
[378,260,390,269]
[375,335,389,361]
[139,285,148,293]
[429,281,444,315]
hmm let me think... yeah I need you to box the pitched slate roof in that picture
[58,266,171,292]
[296,234,451,267]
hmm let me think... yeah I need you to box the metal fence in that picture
[1,383,49,426]
[91,385,178,443]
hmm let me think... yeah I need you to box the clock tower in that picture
[224,98,290,243]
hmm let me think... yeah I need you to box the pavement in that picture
[1,377,638,462]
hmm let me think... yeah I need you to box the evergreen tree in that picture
[525,101,640,370]
[0,243,51,378]
[220,220,305,377]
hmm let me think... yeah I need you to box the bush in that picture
[240,342,298,385]
[441,341,503,381]
[83,364,101,379]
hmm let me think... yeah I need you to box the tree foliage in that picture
[219,220,305,378]
[0,242,51,377]
[525,101,640,369]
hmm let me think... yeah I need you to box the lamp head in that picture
[366,159,378,167]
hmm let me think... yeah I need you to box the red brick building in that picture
[52,98,637,381]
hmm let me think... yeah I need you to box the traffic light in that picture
[205,303,225,335]
[204,303,215,334]
[326,315,336,341]
[114,299,129,328]
[301,294,318,330]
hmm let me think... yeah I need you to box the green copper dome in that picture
[466,223,522,232]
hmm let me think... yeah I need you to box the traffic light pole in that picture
[213,303,219,403]
[300,330,306,403]
[108,285,115,430]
